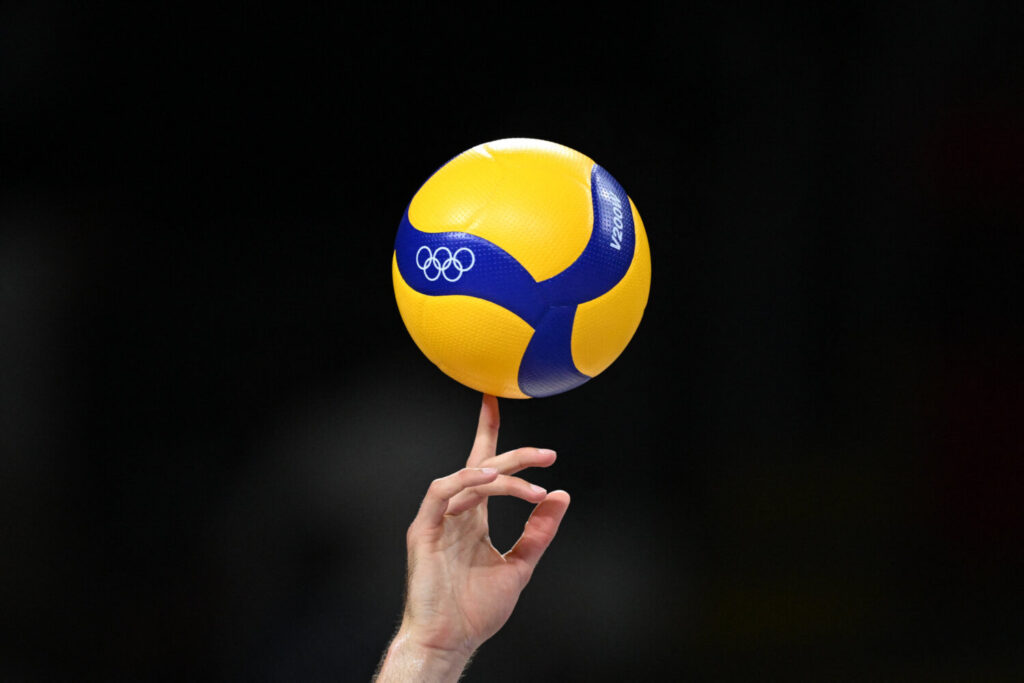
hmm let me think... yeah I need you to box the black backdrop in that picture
[3,3,1023,680]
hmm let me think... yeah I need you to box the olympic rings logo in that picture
[415,245,476,282]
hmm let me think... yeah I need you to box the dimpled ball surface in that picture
[392,138,651,399]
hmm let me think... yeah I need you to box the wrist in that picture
[376,627,473,683]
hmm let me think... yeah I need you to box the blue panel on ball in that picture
[395,210,548,326]
[517,306,591,398]
[539,164,635,305]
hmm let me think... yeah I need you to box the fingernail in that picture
[480,467,498,475]
[530,484,547,496]
[538,448,556,456]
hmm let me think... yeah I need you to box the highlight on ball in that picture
[392,138,651,399]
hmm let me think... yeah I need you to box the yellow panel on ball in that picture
[570,199,652,377]
[392,255,533,398]
[408,139,595,282]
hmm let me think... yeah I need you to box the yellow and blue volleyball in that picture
[392,138,651,399]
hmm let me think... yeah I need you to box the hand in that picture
[375,395,570,682]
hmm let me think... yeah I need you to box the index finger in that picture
[466,394,500,467]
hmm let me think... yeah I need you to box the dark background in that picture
[2,2,1023,680]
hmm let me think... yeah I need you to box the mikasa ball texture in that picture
[392,138,652,399]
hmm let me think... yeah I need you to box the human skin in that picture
[374,394,570,682]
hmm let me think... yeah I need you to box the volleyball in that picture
[392,138,651,399]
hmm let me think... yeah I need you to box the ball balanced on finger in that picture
[392,138,652,399]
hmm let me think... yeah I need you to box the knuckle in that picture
[499,449,522,469]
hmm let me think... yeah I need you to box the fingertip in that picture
[547,489,571,505]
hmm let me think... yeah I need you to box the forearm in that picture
[374,629,472,683]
